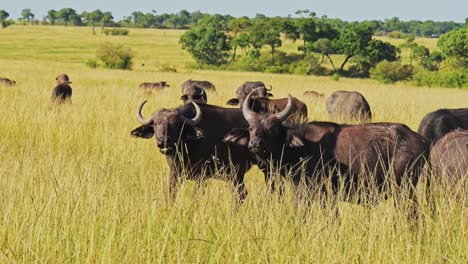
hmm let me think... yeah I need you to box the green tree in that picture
[21,8,34,24]
[100,12,113,33]
[82,10,103,34]
[295,17,317,55]
[399,35,417,66]
[249,18,283,64]
[438,27,468,67]
[58,8,79,27]
[179,15,231,66]
[0,10,9,28]
[333,22,374,72]
[46,10,58,25]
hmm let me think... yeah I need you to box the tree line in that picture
[0,8,466,37]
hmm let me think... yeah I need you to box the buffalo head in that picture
[131,100,204,155]
[224,90,303,155]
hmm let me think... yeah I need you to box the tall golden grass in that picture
[0,26,467,262]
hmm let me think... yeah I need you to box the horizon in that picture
[1,0,467,23]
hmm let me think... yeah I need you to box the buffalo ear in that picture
[267,93,273,97]
[226,98,239,106]
[131,125,155,139]
[287,131,304,147]
[180,95,188,101]
[224,128,249,146]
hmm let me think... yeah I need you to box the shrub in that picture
[87,42,133,70]
[388,31,408,39]
[370,60,413,84]
[103,28,129,36]
[413,68,468,88]
[330,73,341,81]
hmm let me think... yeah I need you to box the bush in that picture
[87,42,133,70]
[103,28,129,36]
[330,73,341,81]
[370,61,413,84]
[413,68,468,88]
[388,31,409,39]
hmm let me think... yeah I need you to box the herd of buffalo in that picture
[131,79,468,212]
[1,75,467,212]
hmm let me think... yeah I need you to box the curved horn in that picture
[274,94,293,122]
[136,100,153,125]
[242,90,258,122]
[199,87,204,95]
[266,85,273,91]
[182,102,202,126]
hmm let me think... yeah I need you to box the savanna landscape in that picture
[0,16,467,263]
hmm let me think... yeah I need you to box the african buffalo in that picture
[303,91,324,98]
[131,101,255,202]
[245,96,308,119]
[430,130,468,186]
[0,77,16,86]
[226,81,273,106]
[181,79,216,93]
[326,90,372,122]
[418,108,468,145]
[225,91,429,208]
[180,85,207,104]
[139,81,170,89]
[52,74,72,103]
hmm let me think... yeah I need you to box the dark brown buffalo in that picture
[52,74,72,103]
[181,79,216,93]
[303,91,324,98]
[326,90,372,122]
[180,85,207,104]
[0,77,16,86]
[226,81,273,106]
[246,96,308,119]
[139,81,170,89]
[430,130,468,185]
[225,91,429,207]
[131,101,255,202]
[418,108,468,145]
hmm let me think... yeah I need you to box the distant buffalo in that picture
[226,81,273,106]
[0,77,16,86]
[303,90,324,98]
[181,79,216,93]
[52,74,72,103]
[418,108,468,145]
[430,130,468,187]
[181,85,207,104]
[326,90,372,122]
[139,81,170,89]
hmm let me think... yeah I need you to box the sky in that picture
[1,0,467,23]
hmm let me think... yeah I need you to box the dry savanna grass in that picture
[0,25,467,263]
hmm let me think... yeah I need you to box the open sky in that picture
[1,0,467,22]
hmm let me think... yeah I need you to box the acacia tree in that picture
[100,12,113,33]
[21,8,34,24]
[82,10,103,34]
[249,18,283,64]
[228,17,252,61]
[46,9,58,25]
[58,8,79,27]
[179,15,231,66]
[0,10,9,28]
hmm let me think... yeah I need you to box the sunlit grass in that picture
[0,25,467,262]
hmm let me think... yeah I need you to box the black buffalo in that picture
[226,81,273,106]
[52,74,72,103]
[181,79,216,93]
[326,90,372,122]
[180,85,207,104]
[131,101,255,201]
[225,91,429,208]
[430,130,468,186]
[418,108,468,145]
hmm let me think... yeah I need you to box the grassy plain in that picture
[0,25,467,262]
